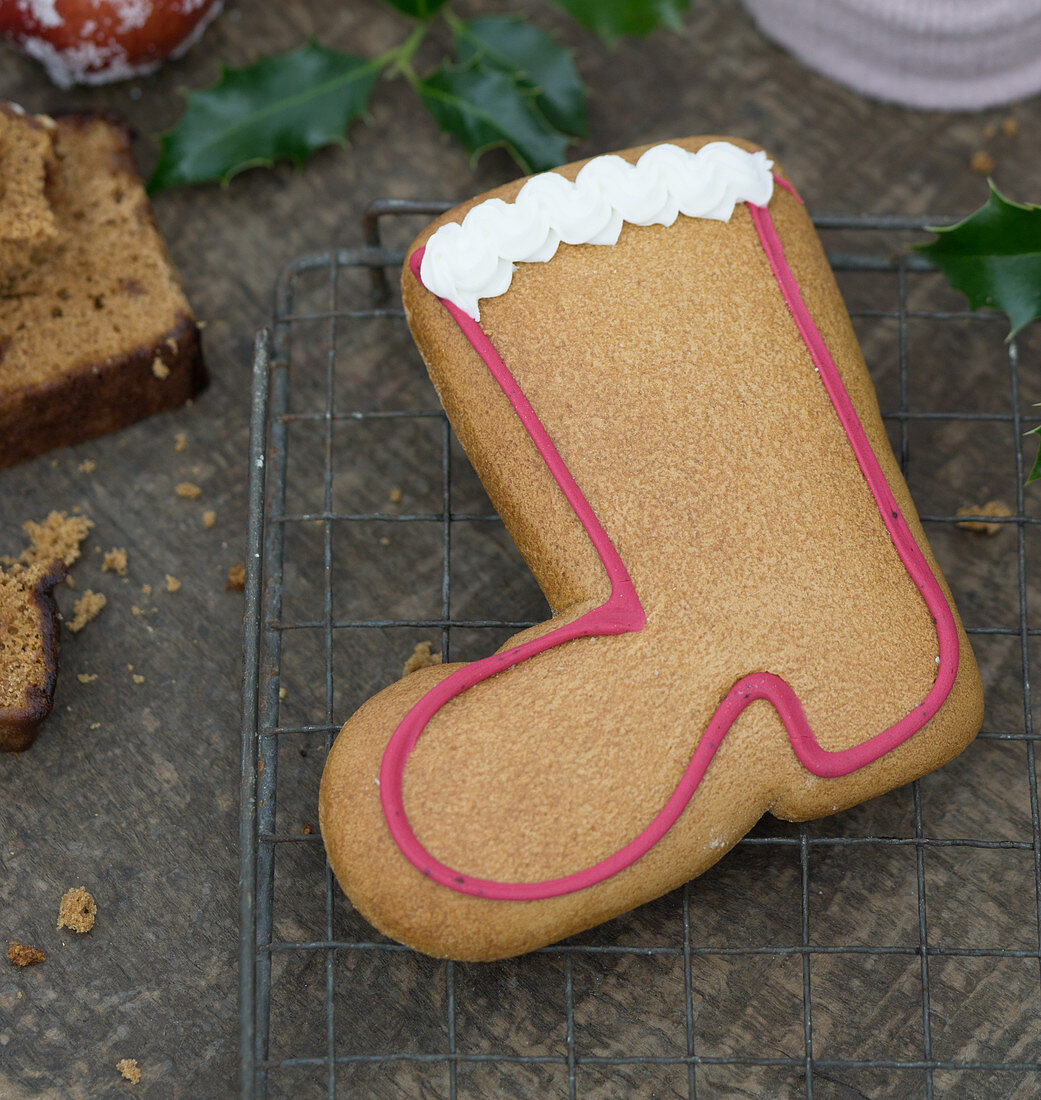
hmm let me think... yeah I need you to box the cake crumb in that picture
[11,512,93,568]
[970,150,995,175]
[151,356,170,380]
[89,722,100,730]
[164,574,181,594]
[77,673,97,684]
[102,548,128,575]
[57,886,96,933]
[202,510,216,528]
[1001,115,1019,137]
[225,563,246,591]
[131,605,146,617]
[956,500,1012,535]
[68,590,106,633]
[77,459,96,474]
[402,641,442,678]
[174,433,189,453]
[379,536,390,547]
[116,1058,141,1084]
[132,674,145,684]
[388,486,403,504]
[300,824,313,835]
[7,941,45,966]
[175,482,202,500]
[278,687,287,700]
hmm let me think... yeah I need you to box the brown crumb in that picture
[300,824,313,835]
[202,510,216,528]
[1001,116,1019,137]
[102,548,128,575]
[164,574,181,594]
[7,941,45,966]
[7,512,93,569]
[77,673,97,684]
[77,459,96,474]
[175,482,202,500]
[956,500,1012,535]
[402,641,442,678]
[388,486,403,504]
[67,590,106,633]
[131,605,146,617]
[151,356,170,380]
[57,886,96,933]
[116,1058,141,1085]
[66,576,75,588]
[132,674,145,684]
[225,563,246,592]
[379,536,390,547]
[174,433,189,453]
[970,150,995,175]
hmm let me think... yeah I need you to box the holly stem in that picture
[379,23,427,86]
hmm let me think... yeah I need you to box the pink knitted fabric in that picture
[742,0,1041,109]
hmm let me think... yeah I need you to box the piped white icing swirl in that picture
[419,141,774,320]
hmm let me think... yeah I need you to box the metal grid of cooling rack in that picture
[240,204,1041,1099]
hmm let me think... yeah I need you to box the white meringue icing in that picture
[419,141,774,321]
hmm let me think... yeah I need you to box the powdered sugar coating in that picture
[114,0,152,33]
[24,0,62,29]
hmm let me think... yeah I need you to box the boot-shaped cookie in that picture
[320,137,983,961]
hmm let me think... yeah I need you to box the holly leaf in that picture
[417,58,571,175]
[453,16,587,138]
[913,182,1041,338]
[149,42,380,192]
[553,0,690,43]
[381,0,449,18]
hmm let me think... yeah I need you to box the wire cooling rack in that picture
[240,203,1041,1099]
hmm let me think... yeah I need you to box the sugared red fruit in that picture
[0,0,223,87]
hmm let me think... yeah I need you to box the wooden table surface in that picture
[2,2,1041,1096]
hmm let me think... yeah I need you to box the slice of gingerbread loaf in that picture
[0,558,65,752]
[0,107,205,468]
[0,102,59,287]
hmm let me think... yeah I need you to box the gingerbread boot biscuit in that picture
[320,137,983,961]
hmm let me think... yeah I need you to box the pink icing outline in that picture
[772,174,803,202]
[379,187,958,902]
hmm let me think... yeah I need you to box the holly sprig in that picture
[914,182,1041,483]
[149,0,689,192]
